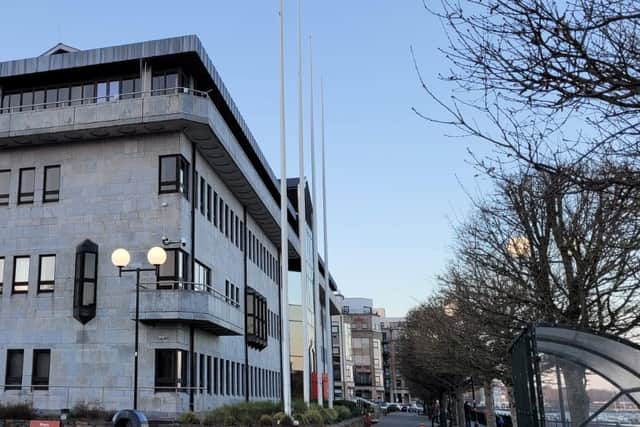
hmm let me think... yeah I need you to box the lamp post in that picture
[111,246,167,410]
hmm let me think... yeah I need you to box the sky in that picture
[0,1,492,317]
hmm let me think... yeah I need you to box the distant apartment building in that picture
[0,36,340,416]
[331,294,354,400]
[380,316,411,403]
[341,298,384,401]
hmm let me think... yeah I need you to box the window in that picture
[0,257,4,294]
[34,90,45,110]
[230,211,234,242]
[159,155,189,197]
[46,88,58,108]
[109,81,120,101]
[207,185,212,222]
[246,288,268,350]
[199,353,205,393]
[158,249,188,289]
[193,171,198,210]
[193,260,211,292]
[226,360,230,395]
[214,357,219,394]
[213,192,218,226]
[155,349,188,392]
[21,91,33,111]
[152,72,179,96]
[18,168,35,204]
[225,205,229,238]
[12,256,29,294]
[38,255,55,293]
[231,361,236,395]
[32,350,51,390]
[82,83,95,104]
[200,177,205,216]
[0,170,9,205]
[96,82,108,103]
[73,240,98,324]
[207,355,212,395]
[219,358,225,395]
[5,349,23,390]
[219,198,224,232]
[70,86,82,106]
[120,78,141,99]
[58,87,70,106]
[235,216,239,247]
[43,165,61,203]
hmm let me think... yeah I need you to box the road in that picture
[377,412,431,427]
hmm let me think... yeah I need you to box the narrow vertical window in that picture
[73,240,98,324]
[225,205,229,238]
[0,170,10,206]
[235,217,239,248]
[200,177,205,216]
[108,81,120,101]
[207,185,212,222]
[207,355,212,395]
[33,90,45,110]
[43,165,61,203]
[82,83,95,104]
[0,257,4,294]
[219,198,224,232]
[220,358,225,395]
[214,357,219,395]
[32,349,51,390]
[213,192,218,226]
[231,361,236,395]
[37,255,55,293]
[21,91,33,111]
[5,349,23,390]
[226,360,230,395]
[230,211,234,242]
[45,88,58,108]
[12,256,29,294]
[70,85,82,106]
[57,87,70,107]
[96,82,108,103]
[199,353,205,394]
[193,171,199,209]
[18,168,35,204]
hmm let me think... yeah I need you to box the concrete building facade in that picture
[331,308,355,401]
[340,298,384,401]
[0,36,339,417]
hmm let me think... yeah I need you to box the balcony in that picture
[130,283,243,336]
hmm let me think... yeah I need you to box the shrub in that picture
[203,401,283,426]
[292,400,308,414]
[70,402,115,421]
[335,406,351,421]
[177,411,201,425]
[303,409,324,426]
[275,413,295,426]
[259,414,274,426]
[0,403,35,420]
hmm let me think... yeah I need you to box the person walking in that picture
[464,402,472,427]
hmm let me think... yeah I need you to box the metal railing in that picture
[0,87,209,115]
[138,280,241,308]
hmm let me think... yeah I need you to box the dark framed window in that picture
[235,217,239,247]
[213,192,218,226]
[158,249,188,289]
[193,171,198,210]
[58,87,70,107]
[230,211,234,242]
[226,360,230,395]
[240,221,244,252]
[200,177,205,216]
[70,86,82,106]
[0,170,9,206]
[96,82,108,103]
[5,349,23,390]
[73,240,98,324]
[18,168,35,204]
[194,260,211,292]
[34,90,45,110]
[207,355,212,395]
[32,349,51,390]
[207,185,212,222]
[120,78,141,99]
[199,353,205,394]
[218,198,224,232]
[213,356,219,395]
[12,256,29,294]
[154,349,188,392]
[159,155,190,197]
[45,88,58,108]
[37,254,55,293]
[225,205,229,238]
[246,288,268,350]
[231,361,236,395]
[43,165,61,203]
[82,83,95,104]
[152,72,179,96]
[0,257,4,294]
[219,358,225,395]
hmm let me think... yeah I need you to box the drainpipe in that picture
[244,207,250,402]
[189,141,197,412]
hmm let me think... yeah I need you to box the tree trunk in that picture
[484,381,497,427]
[505,385,518,427]
[456,388,466,427]
[562,363,590,425]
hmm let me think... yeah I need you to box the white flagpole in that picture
[321,78,334,408]
[309,35,323,407]
[279,0,292,416]
[297,0,310,407]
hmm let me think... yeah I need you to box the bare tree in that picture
[418,0,640,189]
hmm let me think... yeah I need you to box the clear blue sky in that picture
[0,1,491,317]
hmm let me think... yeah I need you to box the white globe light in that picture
[111,248,131,268]
[147,246,167,266]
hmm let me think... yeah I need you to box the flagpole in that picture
[297,0,310,407]
[309,35,323,407]
[321,78,334,408]
[279,0,292,416]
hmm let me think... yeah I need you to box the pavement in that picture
[377,412,432,427]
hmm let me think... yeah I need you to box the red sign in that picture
[30,421,60,427]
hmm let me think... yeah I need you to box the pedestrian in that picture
[497,415,505,427]
[464,402,472,427]
[364,410,373,427]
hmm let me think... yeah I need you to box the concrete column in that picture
[140,60,152,96]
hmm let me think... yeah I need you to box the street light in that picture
[112,246,167,410]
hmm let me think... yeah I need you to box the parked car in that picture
[387,403,401,412]
[401,404,410,412]
[410,403,424,413]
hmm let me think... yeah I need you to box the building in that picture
[0,36,339,417]
[380,316,411,404]
[331,293,355,401]
[341,298,384,401]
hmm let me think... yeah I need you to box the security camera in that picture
[181,238,187,247]
[162,236,170,246]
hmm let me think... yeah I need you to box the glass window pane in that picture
[82,281,95,306]
[14,257,29,282]
[82,84,95,104]
[166,73,178,93]
[121,79,134,99]
[152,75,165,95]
[21,92,33,111]
[84,253,96,280]
[134,78,141,97]
[109,81,119,101]
[34,351,50,379]
[0,170,9,204]
[71,86,82,105]
[58,87,70,106]
[96,82,107,103]
[39,256,55,282]
[159,250,176,278]
[10,93,21,112]
[0,258,4,284]
[160,156,177,183]
[45,166,60,193]
[45,89,58,108]
[33,91,45,110]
